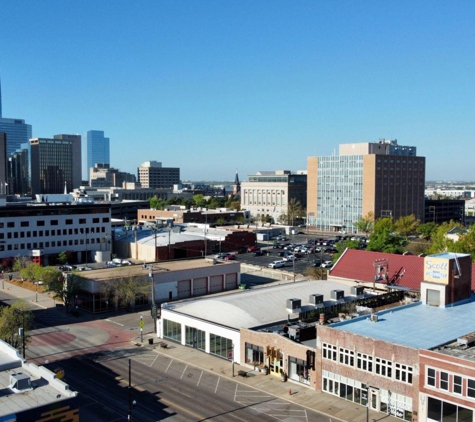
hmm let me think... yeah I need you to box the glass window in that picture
[323,343,337,361]
[163,319,181,342]
[357,353,373,372]
[245,343,264,365]
[440,372,448,390]
[467,379,475,398]
[454,375,462,394]
[339,347,354,366]
[209,334,232,360]
[427,368,436,387]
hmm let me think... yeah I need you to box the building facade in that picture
[0,202,111,265]
[30,134,82,194]
[307,139,426,232]
[86,130,110,179]
[89,163,136,188]
[138,161,180,189]
[240,170,307,223]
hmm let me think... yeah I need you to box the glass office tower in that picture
[86,130,110,180]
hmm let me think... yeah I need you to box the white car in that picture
[283,255,296,261]
[268,260,286,269]
[321,260,333,268]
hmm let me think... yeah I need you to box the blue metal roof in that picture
[332,296,475,350]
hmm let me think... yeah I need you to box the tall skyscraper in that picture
[86,130,110,180]
[0,77,33,155]
[0,132,7,195]
[307,139,426,232]
[30,134,82,195]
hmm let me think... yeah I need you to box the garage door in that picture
[225,273,237,290]
[193,277,207,297]
[177,279,191,299]
[209,275,223,294]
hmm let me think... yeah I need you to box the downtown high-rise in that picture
[86,130,110,180]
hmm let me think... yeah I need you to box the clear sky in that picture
[1,1,474,181]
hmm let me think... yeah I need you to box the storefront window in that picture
[163,319,181,342]
[245,343,264,365]
[209,334,232,359]
[185,326,206,350]
[288,357,309,385]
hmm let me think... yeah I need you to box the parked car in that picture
[225,254,236,260]
[253,250,265,257]
[283,254,296,261]
[312,259,322,267]
[214,253,230,259]
[268,260,286,269]
[247,246,260,253]
[321,260,334,268]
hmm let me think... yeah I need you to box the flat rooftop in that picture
[332,296,475,350]
[163,279,373,330]
[79,259,238,281]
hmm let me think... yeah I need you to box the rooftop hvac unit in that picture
[10,372,31,391]
[330,290,344,301]
[309,294,324,305]
[370,314,379,323]
[286,298,301,313]
[351,286,364,296]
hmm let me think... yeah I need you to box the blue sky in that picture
[1,1,474,181]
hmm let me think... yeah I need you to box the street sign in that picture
[228,350,233,360]
[139,320,144,329]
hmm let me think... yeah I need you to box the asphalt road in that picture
[51,346,333,422]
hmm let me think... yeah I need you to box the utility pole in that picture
[128,359,132,421]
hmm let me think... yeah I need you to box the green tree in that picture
[417,222,438,240]
[101,270,150,312]
[19,262,43,282]
[193,194,207,208]
[426,220,464,255]
[0,300,34,349]
[353,212,375,236]
[12,256,30,273]
[367,217,406,254]
[455,224,475,260]
[332,238,360,261]
[394,214,420,239]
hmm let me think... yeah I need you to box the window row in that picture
[0,217,109,228]
[0,237,106,252]
[427,367,475,399]
[322,343,413,384]
[0,227,106,240]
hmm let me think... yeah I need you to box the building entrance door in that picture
[370,388,380,411]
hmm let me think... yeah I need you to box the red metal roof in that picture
[329,249,424,290]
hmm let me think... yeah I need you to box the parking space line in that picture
[214,376,220,393]
[165,359,173,373]
[180,364,188,379]
[197,370,203,386]
[151,354,159,367]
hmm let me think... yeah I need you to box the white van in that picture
[268,260,286,269]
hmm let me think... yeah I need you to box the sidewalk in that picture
[139,334,401,422]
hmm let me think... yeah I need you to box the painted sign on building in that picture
[424,257,449,284]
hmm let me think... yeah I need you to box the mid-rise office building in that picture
[86,130,110,179]
[8,143,30,196]
[30,134,82,195]
[89,163,136,188]
[0,132,6,195]
[240,170,307,223]
[138,161,180,189]
[0,79,33,156]
[307,139,426,232]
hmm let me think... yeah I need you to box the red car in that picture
[247,246,260,253]
[225,254,236,260]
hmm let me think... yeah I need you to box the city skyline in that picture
[1,1,474,181]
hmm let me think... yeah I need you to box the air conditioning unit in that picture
[330,290,344,301]
[10,373,32,391]
[309,294,324,305]
[351,286,364,296]
[286,298,301,313]
[370,314,379,323]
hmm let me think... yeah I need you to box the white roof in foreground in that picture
[0,341,77,417]
[164,280,360,329]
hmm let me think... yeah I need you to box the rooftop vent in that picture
[370,314,379,323]
[330,290,344,301]
[286,298,301,313]
[351,286,364,296]
[10,372,32,391]
[309,294,324,305]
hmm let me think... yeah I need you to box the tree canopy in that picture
[0,300,34,350]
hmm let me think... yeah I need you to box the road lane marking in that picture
[105,319,124,326]
[229,413,248,421]
[170,387,192,398]
[180,364,188,379]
